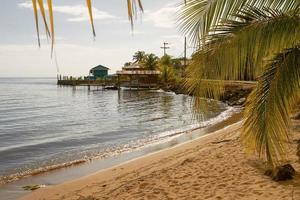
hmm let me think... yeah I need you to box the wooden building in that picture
[89,65,109,79]
[116,63,161,89]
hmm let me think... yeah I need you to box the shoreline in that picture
[0,104,240,186]
[20,117,300,200]
[20,122,241,200]
[0,107,242,200]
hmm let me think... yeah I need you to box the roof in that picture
[123,63,144,70]
[116,70,161,75]
[90,65,109,71]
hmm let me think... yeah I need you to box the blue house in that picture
[89,65,109,79]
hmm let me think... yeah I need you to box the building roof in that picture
[122,63,144,70]
[116,70,161,75]
[90,65,109,71]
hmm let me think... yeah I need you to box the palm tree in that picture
[180,0,300,168]
[124,62,132,67]
[133,51,146,63]
[143,54,158,70]
[159,55,175,84]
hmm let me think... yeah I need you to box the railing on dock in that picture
[57,75,120,90]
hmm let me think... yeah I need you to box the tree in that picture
[159,55,175,84]
[124,62,132,67]
[180,0,300,168]
[143,53,158,70]
[133,51,146,63]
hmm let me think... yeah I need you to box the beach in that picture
[20,118,300,200]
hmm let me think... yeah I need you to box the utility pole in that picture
[180,37,187,78]
[160,42,170,56]
[184,37,187,68]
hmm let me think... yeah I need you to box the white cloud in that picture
[144,3,180,28]
[162,34,182,39]
[18,1,117,22]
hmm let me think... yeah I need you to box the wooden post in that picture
[117,75,120,90]
[129,75,132,90]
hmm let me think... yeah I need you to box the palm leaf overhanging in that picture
[243,46,300,167]
[31,0,144,52]
[180,0,300,167]
[179,0,299,45]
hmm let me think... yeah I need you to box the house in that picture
[89,65,109,79]
[116,63,161,89]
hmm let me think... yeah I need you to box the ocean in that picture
[0,77,235,184]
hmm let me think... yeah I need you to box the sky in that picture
[0,0,193,77]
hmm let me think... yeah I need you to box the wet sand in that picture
[20,119,300,200]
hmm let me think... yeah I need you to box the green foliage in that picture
[124,62,132,67]
[180,0,300,167]
[243,46,300,167]
[159,55,175,84]
[179,0,299,44]
[158,55,187,85]
[143,53,159,70]
[133,51,146,63]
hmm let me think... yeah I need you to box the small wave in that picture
[155,105,241,140]
[0,159,87,185]
[154,89,176,95]
[0,105,241,185]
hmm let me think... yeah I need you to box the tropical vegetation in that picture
[143,54,159,70]
[179,0,300,168]
[159,55,176,85]
[133,51,146,64]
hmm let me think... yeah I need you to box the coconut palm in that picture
[143,54,159,70]
[133,51,146,63]
[180,0,300,167]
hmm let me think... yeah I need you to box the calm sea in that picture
[0,78,233,183]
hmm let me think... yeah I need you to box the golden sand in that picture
[20,120,300,200]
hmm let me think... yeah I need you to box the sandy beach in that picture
[20,119,300,200]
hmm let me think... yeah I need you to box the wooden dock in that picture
[57,75,257,91]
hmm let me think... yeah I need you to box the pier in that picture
[57,75,119,91]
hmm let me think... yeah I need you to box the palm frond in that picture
[242,46,300,167]
[127,0,144,28]
[37,0,50,38]
[179,0,300,45]
[32,0,40,47]
[184,6,300,145]
[31,0,144,52]
[47,0,54,56]
[189,7,300,82]
[184,53,225,118]
[86,0,96,37]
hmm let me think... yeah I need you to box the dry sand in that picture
[20,120,300,200]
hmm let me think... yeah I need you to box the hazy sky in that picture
[0,0,193,77]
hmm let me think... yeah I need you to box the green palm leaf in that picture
[183,5,300,166]
[243,46,300,167]
[179,0,300,45]
[187,6,300,83]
